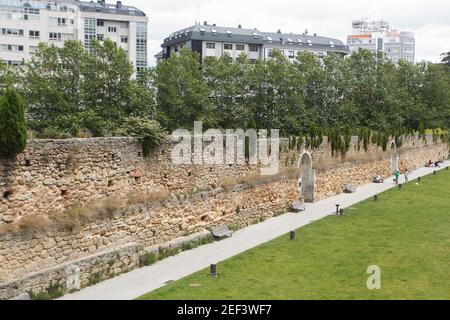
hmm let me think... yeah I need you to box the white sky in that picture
[126,0,450,66]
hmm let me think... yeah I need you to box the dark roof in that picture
[162,24,348,52]
[73,0,146,17]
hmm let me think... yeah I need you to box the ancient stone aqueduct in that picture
[0,135,448,299]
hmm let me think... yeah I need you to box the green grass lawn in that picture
[138,170,450,300]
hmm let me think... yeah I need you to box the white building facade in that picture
[159,23,349,62]
[347,18,415,64]
[0,0,148,71]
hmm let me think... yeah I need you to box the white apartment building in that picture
[347,18,415,64]
[0,0,148,71]
[158,22,349,62]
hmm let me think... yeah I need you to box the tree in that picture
[203,53,253,129]
[21,40,156,137]
[0,88,27,157]
[21,41,87,134]
[155,48,211,130]
[441,52,450,66]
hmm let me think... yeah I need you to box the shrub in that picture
[140,252,158,266]
[30,283,64,300]
[0,88,27,157]
[116,116,166,157]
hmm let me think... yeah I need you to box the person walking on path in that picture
[404,170,410,184]
[394,170,400,185]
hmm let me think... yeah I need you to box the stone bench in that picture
[344,184,357,193]
[211,225,233,239]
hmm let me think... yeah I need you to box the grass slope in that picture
[138,170,450,300]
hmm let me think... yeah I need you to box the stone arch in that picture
[389,140,399,175]
[297,152,315,203]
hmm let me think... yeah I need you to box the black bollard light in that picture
[335,204,340,216]
[433,171,437,176]
[290,231,296,241]
[446,167,449,171]
[399,184,403,190]
[210,264,217,278]
[418,177,421,183]
[339,208,344,217]
[374,194,378,201]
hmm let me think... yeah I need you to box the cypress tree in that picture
[0,88,27,157]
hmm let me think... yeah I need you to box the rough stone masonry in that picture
[0,135,448,299]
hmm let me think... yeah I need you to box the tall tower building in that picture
[347,18,415,64]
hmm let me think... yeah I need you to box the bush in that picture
[30,283,64,300]
[116,116,166,156]
[0,88,27,157]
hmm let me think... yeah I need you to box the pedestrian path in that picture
[60,162,450,300]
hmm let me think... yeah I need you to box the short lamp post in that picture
[374,194,378,202]
[210,264,217,279]
[335,204,340,216]
[290,231,296,241]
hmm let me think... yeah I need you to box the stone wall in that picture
[0,135,448,299]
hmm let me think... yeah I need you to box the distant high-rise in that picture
[347,18,415,64]
[0,0,148,72]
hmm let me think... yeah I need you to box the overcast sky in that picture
[127,0,449,66]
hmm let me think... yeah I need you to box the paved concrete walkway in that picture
[60,162,450,300]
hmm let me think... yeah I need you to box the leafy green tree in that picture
[0,88,27,157]
[441,52,450,66]
[21,40,156,137]
[203,53,253,129]
[249,50,306,133]
[155,48,211,130]
[116,116,166,156]
[0,63,17,92]
[21,41,87,133]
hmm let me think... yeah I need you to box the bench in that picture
[344,184,357,193]
[211,225,233,239]
[373,176,384,184]
[292,201,306,212]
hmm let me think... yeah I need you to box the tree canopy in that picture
[1,44,449,144]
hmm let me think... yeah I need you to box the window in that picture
[1,28,24,36]
[224,43,233,50]
[49,32,59,41]
[211,29,217,36]
[288,51,295,59]
[84,18,96,51]
[29,30,40,39]
[0,44,24,52]
[29,46,38,54]
[121,36,128,43]
[120,22,129,29]
[236,44,245,51]
[49,32,74,41]
[136,22,148,70]
[252,32,259,39]
[97,34,104,41]
[267,36,273,42]
[108,27,117,33]
[206,42,215,49]
[97,19,104,27]
[225,30,232,37]
[249,44,259,52]
[267,48,273,57]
